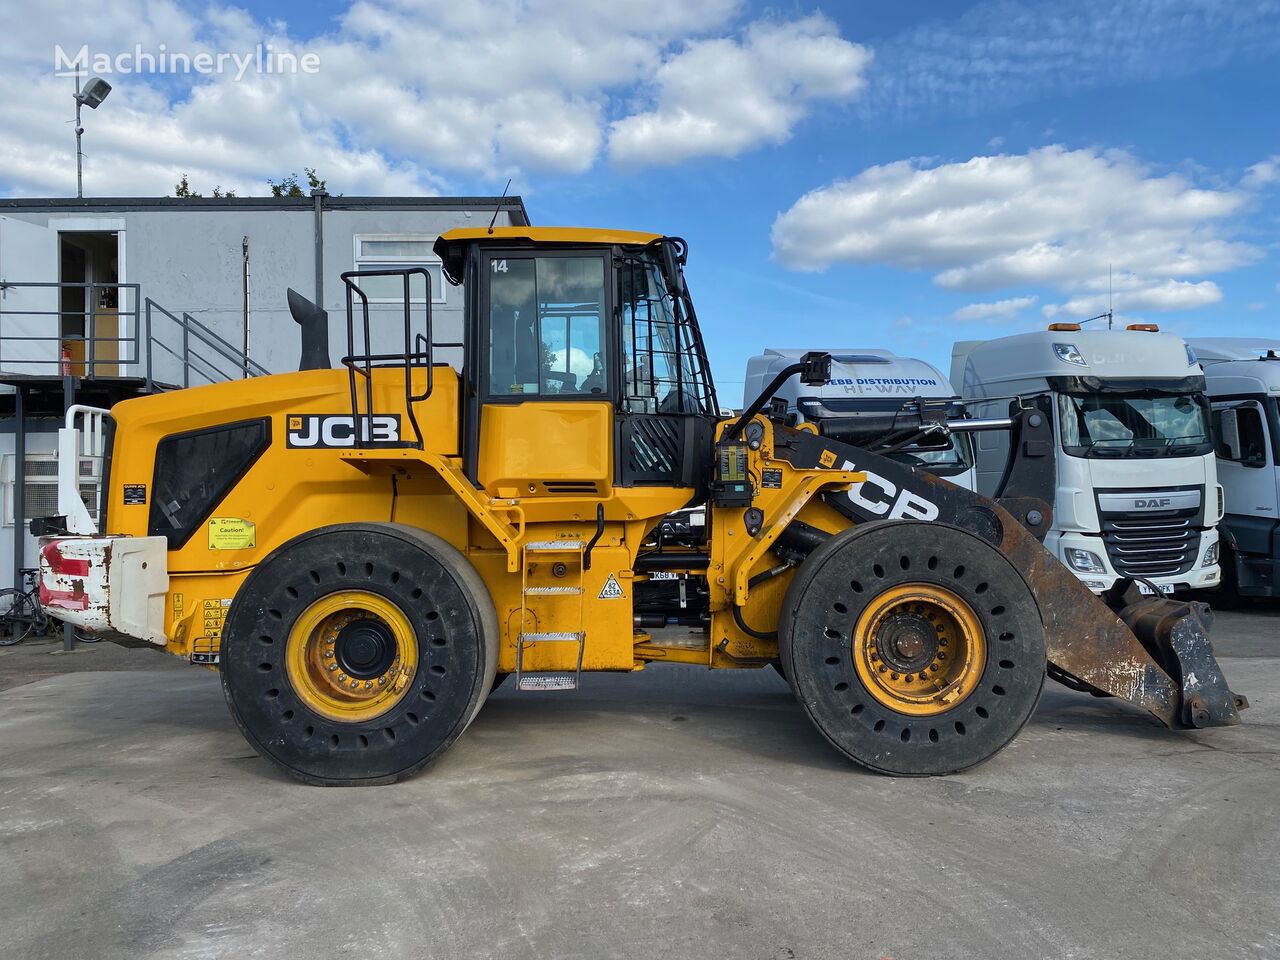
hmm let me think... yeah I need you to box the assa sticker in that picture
[286,414,401,448]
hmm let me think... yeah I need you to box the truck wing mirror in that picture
[800,351,832,386]
[1217,407,1242,461]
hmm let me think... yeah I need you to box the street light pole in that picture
[72,74,111,198]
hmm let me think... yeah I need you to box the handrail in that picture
[58,405,112,535]
[0,281,141,379]
[143,298,267,389]
[339,268,434,450]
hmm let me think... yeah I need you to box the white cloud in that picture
[607,15,870,167]
[1242,156,1280,189]
[772,145,1266,317]
[1042,279,1222,318]
[953,296,1037,322]
[0,0,866,196]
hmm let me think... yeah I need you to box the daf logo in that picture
[1134,498,1172,509]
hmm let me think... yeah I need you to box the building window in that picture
[353,236,446,304]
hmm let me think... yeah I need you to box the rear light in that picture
[40,539,90,577]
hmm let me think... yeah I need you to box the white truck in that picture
[952,325,1222,595]
[743,349,976,488]
[1188,338,1280,602]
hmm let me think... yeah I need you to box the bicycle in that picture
[0,568,99,645]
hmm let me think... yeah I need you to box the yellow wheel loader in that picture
[36,227,1246,785]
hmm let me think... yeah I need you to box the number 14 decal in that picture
[491,259,508,273]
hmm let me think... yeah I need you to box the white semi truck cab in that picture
[744,349,976,489]
[953,325,1222,595]
[1188,338,1280,600]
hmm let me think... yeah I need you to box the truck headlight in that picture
[1053,343,1087,366]
[1202,542,1219,567]
[1066,548,1106,573]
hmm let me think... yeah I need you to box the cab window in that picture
[619,258,704,414]
[487,255,608,397]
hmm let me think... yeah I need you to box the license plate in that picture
[1136,581,1175,595]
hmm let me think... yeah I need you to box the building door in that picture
[0,217,59,376]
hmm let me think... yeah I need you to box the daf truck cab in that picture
[952,325,1222,595]
[744,349,976,489]
[1188,338,1280,601]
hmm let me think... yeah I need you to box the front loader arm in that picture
[768,416,1245,730]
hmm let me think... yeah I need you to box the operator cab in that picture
[433,227,720,495]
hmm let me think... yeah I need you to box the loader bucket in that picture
[1000,523,1244,729]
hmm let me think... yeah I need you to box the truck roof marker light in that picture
[1126,323,1159,332]
[1047,322,1080,331]
[1053,342,1087,366]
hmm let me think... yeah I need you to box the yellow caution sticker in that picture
[208,517,256,550]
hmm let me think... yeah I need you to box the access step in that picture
[524,540,585,552]
[516,673,579,691]
[518,631,584,643]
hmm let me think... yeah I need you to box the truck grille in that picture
[1098,492,1202,579]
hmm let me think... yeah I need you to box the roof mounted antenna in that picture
[487,178,512,235]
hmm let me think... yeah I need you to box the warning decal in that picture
[598,574,625,600]
[208,517,257,550]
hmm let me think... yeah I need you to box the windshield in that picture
[1057,392,1211,457]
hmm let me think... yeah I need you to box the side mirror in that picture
[800,351,832,386]
[1218,408,1242,461]
[659,240,685,298]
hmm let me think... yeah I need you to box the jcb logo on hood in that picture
[286,414,401,448]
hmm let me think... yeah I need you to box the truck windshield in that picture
[1057,392,1211,457]
[891,431,974,476]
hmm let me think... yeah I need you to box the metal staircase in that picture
[516,539,588,691]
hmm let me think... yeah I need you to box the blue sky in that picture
[2,0,1277,401]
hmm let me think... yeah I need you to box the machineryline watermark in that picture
[54,43,321,82]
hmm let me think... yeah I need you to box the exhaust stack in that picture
[286,288,332,371]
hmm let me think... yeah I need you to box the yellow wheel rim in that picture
[284,591,418,723]
[852,583,986,717]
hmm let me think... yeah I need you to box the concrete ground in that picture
[1,606,1276,960]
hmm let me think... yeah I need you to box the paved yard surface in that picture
[1,606,1276,960]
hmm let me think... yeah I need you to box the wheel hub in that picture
[876,612,938,673]
[852,584,986,717]
[334,618,397,680]
[284,591,418,723]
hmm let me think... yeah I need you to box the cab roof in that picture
[434,226,664,283]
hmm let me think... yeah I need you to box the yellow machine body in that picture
[103,365,855,674]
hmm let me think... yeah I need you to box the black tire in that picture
[0,588,38,646]
[779,521,1046,776]
[221,522,498,786]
